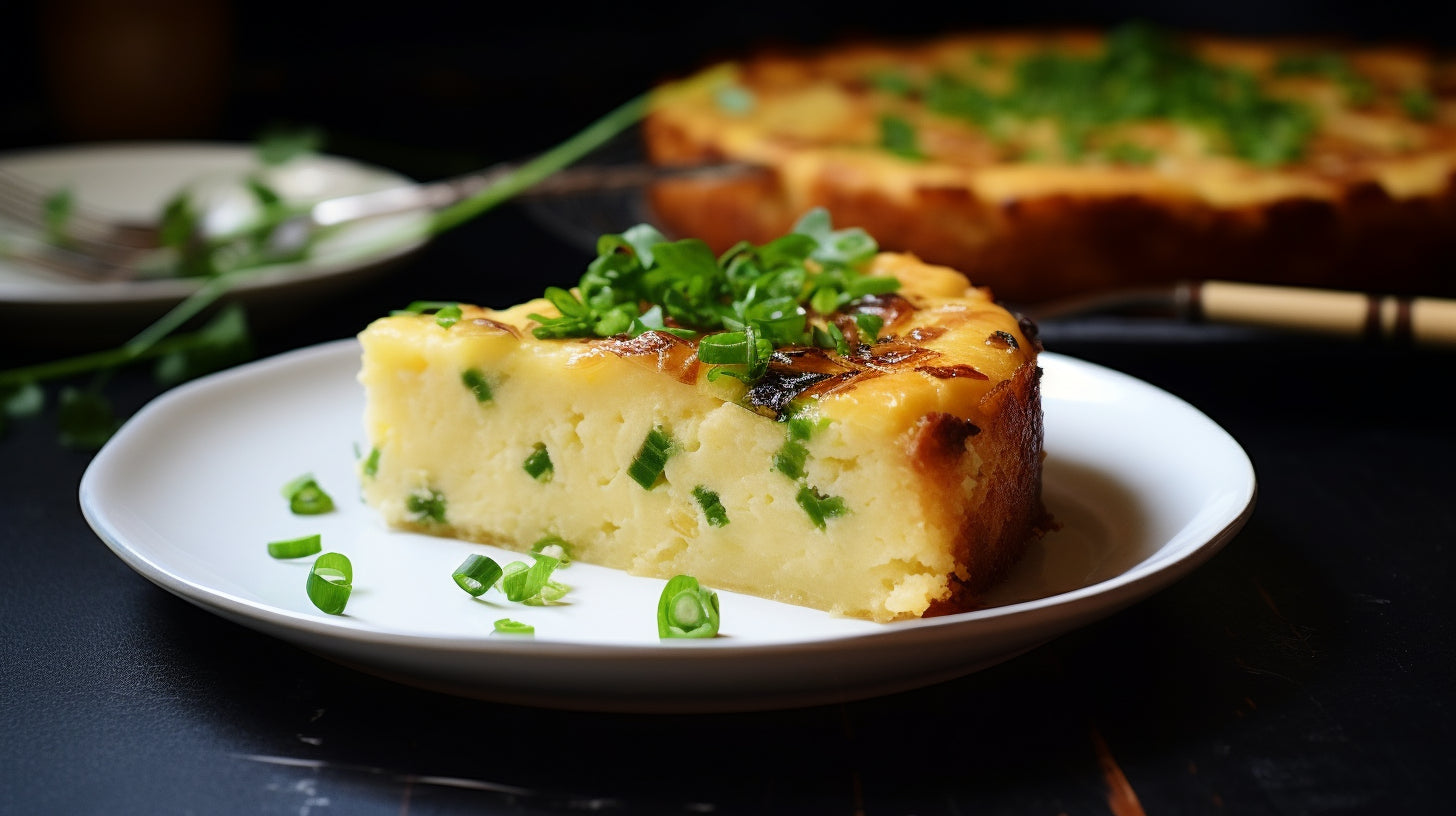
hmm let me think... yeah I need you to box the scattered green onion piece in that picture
[628,426,674,489]
[267,533,322,559]
[500,553,563,603]
[531,535,574,565]
[526,580,571,606]
[523,443,553,481]
[407,487,447,524]
[461,368,493,403]
[306,552,353,615]
[282,473,335,515]
[692,486,730,527]
[452,553,504,597]
[362,446,381,478]
[657,574,721,639]
[796,485,847,529]
[493,618,535,636]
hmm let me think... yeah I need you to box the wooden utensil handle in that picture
[1182,281,1456,347]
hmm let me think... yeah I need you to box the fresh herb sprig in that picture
[0,71,701,449]
[528,207,897,384]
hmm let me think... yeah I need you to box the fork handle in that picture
[1181,280,1456,347]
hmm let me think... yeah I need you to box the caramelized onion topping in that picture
[595,330,702,384]
[745,337,945,417]
[916,364,990,380]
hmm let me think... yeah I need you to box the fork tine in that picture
[0,169,161,251]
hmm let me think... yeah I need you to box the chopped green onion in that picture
[531,534,574,565]
[362,446,381,478]
[306,552,353,615]
[879,114,924,160]
[1402,88,1436,121]
[406,487,447,524]
[500,553,564,603]
[267,533,322,559]
[796,485,847,529]
[461,368,493,402]
[786,413,828,441]
[523,443,553,481]
[388,300,463,328]
[628,426,674,489]
[773,440,810,480]
[853,312,884,341]
[657,574,721,639]
[692,486,730,527]
[282,473,335,515]
[493,618,535,636]
[452,553,504,597]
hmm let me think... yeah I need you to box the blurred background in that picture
[5,1,1454,176]
[2,0,1454,343]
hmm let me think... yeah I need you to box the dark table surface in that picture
[4,200,1453,815]
[4,3,1456,814]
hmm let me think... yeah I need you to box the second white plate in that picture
[79,340,1256,712]
[0,142,431,344]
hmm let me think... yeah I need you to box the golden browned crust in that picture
[907,361,1054,616]
[644,29,1456,304]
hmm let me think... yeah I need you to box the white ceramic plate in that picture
[79,340,1255,713]
[0,142,429,343]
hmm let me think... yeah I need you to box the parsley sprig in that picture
[528,207,898,383]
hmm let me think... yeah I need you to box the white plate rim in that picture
[0,141,431,307]
[79,338,1256,710]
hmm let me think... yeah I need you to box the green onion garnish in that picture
[879,114,924,160]
[282,473,335,515]
[773,440,810,480]
[392,300,462,328]
[657,574,721,639]
[461,368,493,402]
[267,533,322,559]
[406,487,447,524]
[362,446,381,478]
[493,618,535,636]
[786,413,828,441]
[523,443,553,481]
[796,485,847,529]
[500,553,565,604]
[452,553,504,597]
[692,486,730,527]
[524,207,895,387]
[306,552,353,615]
[1402,88,1436,121]
[531,534,574,565]
[628,426,674,489]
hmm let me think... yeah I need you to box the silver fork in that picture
[0,158,760,283]
[0,168,166,281]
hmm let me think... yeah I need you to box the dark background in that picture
[6,0,1456,174]
[5,0,1454,319]
[4,5,1455,815]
